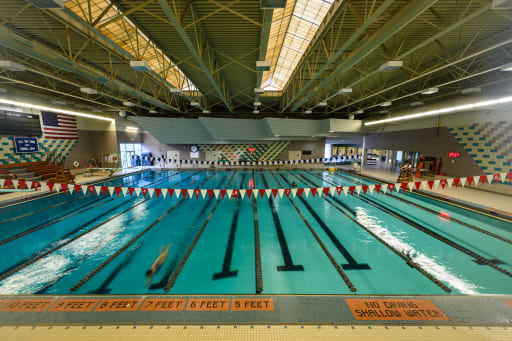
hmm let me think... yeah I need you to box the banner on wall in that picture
[13,137,39,153]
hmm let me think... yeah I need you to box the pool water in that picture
[0,169,511,295]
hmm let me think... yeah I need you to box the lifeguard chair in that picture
[397,163,413,183]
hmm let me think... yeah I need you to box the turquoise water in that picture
[0,169,510,295]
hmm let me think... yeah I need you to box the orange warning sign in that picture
[231,299,274,311]
[48,299,100,312]
[0,299,11,309]
[185,298,230,311]
[0,299,56,312]
[140,298,187,311]
[345,299,450,321]
[505,300,512,307]
[94,299,143,312]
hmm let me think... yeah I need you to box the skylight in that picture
[261,0,334,90]
[64,0,197,91]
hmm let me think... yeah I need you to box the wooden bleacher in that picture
[0,161,75,187]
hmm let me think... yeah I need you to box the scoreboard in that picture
[0,110,41,136]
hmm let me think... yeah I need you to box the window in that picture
[119,143,144,168]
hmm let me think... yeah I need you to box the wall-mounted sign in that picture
[448,152,460,158]
[14,137,39,153]
[248,147,256,153]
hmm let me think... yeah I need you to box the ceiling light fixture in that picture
[461,88,481,95]
[123,101,135,107]
[80,88,97,95]
[336,88,352,95]
[149,110,158,114]
[0,60,26,72]
[51,100,67,106]
[365,96,512,126]
[191,101,201,107]
[380,101,392,107]
[305,110,313,114]
[378,60,403,72]
[500,63,512,71]
[421,87,439,95]
[318,101,328,107]
[126,126,138,131]
[410,101,424,107]
[356,109,364,114]
[0,98,114,122]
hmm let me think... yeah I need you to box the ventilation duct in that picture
[261,0,287,9]
[27,0,64,8]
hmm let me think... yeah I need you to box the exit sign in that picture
[448,152,460,158]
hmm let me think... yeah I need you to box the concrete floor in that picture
[349,165,512,215]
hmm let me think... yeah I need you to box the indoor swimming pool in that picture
[0,169,511,296]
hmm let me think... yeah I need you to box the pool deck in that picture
[0,294,511,326]
[356,166,512,216]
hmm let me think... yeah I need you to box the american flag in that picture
[41,112,78,139]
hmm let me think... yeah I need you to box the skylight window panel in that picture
[65,0,197,92]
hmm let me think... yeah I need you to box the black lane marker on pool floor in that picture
[164,171,238,292]
[357,192,511,276]
[299,171,452,293]
[260,174,304,272]
[320,176,512,266]
[87,246,140,294]
[331,170,512,245]
[281,173,370,270]
[70,199,186,292]
[68,171,221,293]
[308,171,512,279]
[0,199,149,283]
[253,170,263,293]
[148,176,227,290]
[268,171,355,292]
[212,174,246,280]
[0,171,178,246]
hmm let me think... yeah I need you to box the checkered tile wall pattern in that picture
[0,137,77,165]
[448,120,512,174]
[198,141,292,162]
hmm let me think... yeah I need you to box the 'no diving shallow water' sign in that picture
[345,299,450,321]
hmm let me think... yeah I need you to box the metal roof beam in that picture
[255,8,273,104]
[281,0,394,112]
[287,0,439,113]
[337,37,512,112]
[157,0,233,112]
[0,27,180,112]
[48,5,199,108]
[333,3,494,112]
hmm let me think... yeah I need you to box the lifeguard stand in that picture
[397,163,413,183]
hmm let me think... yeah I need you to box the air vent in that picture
[492,0,512,8]
[261,0,287,9]
[27,0,64,9]
[130,61,151,72]
[256,61,271,71]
